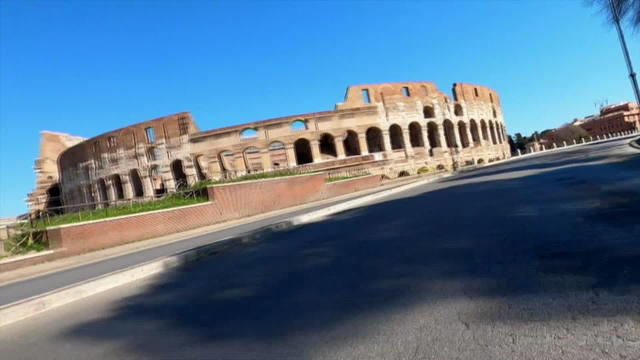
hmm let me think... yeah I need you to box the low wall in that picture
[33,173,381,259]
[323,175,382,199]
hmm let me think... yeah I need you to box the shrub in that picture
[417,166,430,174]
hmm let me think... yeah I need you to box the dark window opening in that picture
[294,138,313,165]
[145,127,156,143]
[362,89,371,104]
[402,87,410,97]
[178,117,189,135]
[423,106,435,119]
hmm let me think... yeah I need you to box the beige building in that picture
[31,81,511,213]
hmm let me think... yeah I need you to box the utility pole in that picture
[610,0,640,103]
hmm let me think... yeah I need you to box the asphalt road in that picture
[1,138,639,359]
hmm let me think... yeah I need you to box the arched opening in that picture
[496,124,503,144]
[149,166,165,197]
[218,151,235,172]
[488,121,497,145]
[243,147,263,172]
[111,174,125,200]
[84,184,95,208]
[171,159,188,189]
[98,178,109,205]
[443,119,458,148]
[389,124,405,150]
[480,120,489,142]
[129,169,144,198]
[366,127,385,153]
[194,155,207,181]
[458,121,470,148]
[470,119,480,145]
[268,141,287,168]
[454,104,463,116]
[294,138,313,165]
[290,120,307,131]
[45,183,63,214]
[408,122,424,147]
[240,128,258,139]
[423,105,435,119]
[319,133,337,159]
[427,121,440,148]
[343,130,361,156]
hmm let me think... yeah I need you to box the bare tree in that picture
[590,0,640,102]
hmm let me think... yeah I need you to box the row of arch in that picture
[92,159,190,204]
[217,119,507,171]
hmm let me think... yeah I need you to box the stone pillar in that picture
[234,154,247,175]
[285,144,298,167]
[465,124,474,148]
[260,149,271,171]
[402,128,414,157]
[437,124,448,150]
[311,140,322,163]
[453,124,462,149]
[104,178,116,203]
[421,126,431,151]
[335,138,346,159]
[382,130,393,153]
[141,174,154,199]
[358,134,369,155]
[120,173,133,199]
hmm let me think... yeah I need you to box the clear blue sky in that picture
[0,0,638,217]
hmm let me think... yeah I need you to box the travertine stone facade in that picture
[46,81,510,212]
[27,131,85,213]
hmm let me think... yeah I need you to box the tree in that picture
[592,0,640,29]
[591,0,640,102]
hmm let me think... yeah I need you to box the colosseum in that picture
[31,81,511,213]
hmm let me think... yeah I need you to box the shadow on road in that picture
[62,152,640,357]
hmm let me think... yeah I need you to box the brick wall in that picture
[43,173,382,257]
[322,175,382,199]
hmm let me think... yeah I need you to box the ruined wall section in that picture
[27,131,85,213]
[58,112,200,209]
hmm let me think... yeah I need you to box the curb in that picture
[0,172,449,328]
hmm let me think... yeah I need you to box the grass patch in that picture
[191,169,309,189]
[34,193,207,229]
[326,174,369,183]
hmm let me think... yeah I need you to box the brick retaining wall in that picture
[28,173,381,260]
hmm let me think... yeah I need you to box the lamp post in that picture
[610,0,640,103]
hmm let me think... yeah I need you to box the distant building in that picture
[574,102,639,137]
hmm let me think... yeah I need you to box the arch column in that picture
[437,124,448,152]
[335,138,346,159]
[104,178,116,203]
[465,124,474,148]
[358,134,369,155]
[311,140,321,163]
[422,126,431,151]
[120,173,133,199]
[382,130,392,154]
[260,149,271,171]
[452,124,462,149]
[233,154,247,175]
[402,128,414,157]
[141,174,154,199]
[285,144,298,167]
